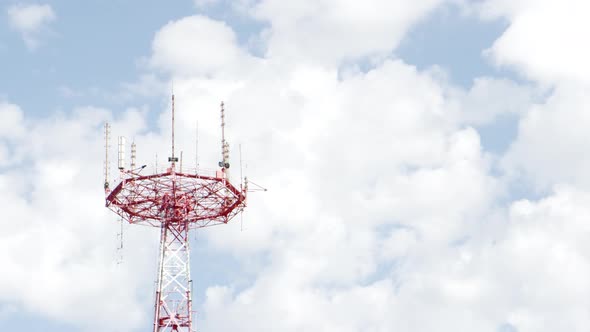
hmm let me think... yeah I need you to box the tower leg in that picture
[153,221,193,332]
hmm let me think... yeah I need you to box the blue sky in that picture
[0,1,514,147]
[0,1,190,113]
[1,1,589,332]
[1,1,501,105]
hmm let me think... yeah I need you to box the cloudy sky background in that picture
[1,0,589,331]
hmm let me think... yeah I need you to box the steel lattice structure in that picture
[106,170,245,228]
[104,97,246,332]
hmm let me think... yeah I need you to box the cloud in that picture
[148,17,506,328]
[181,60,502,331]
[502,85,590,190]
[199,185,590,331]
[145,9,590,331]
[248,0,447,65]
[475,0,590,85]
[448,76,538,126]
[6,3,56,50]
[194,0,221,7]
[468,1,590,192]
[479,186,590,332]
[149,15,259,77]
[0,102,25,140]
[0,104,157,331]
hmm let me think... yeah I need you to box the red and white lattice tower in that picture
[104,96,247,332]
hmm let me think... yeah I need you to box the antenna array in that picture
[131,141,137,169]
[118,136,126,170]
[220,102,230,169]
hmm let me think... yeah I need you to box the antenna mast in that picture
[180,151,183,173]
[239,144,243,189]
[118,136,126,171]
[170,93,177,168]
[131,141,137,169]
[116,217,124,265]
[104,123,110,190]
[195,122,199,174]
[220,102,229,170]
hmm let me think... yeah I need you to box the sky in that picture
[0,1,589,331]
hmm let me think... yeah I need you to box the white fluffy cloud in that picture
[6,3,56,50]
[146,7,589,331]
[150,15,258,77]
[194,0,221,8]
[471,1,590,191]
[146,12,518,329]
[0,105,157,331]
[450,77,537,125]
[249,0,446,65]
[496,187,590,331]
[502,84,590,190]
[0,102,25,140]
[477,0,590,85]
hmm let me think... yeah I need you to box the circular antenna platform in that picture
[106,170,246,228]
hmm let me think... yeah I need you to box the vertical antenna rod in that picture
[118,136,126,170]
[171,93,176,167]
[221,101,225,166]
[239,144,243,189]
[116,218,124,265]
[104,123,110,190]
[168,92,179,167]
[239,144,244,231]
[195,121,199,174]
[220,102,230,170]
[180,151,183,173]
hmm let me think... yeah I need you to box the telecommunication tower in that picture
[104,95,247,332]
